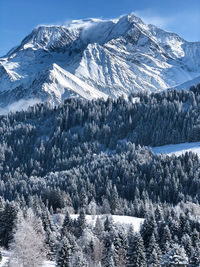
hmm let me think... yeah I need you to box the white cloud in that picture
[0,98,40,115]
[65,18,103,29]
[133,9,173,29]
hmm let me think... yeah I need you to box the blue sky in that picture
[0,0,200,56]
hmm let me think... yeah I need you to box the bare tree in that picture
[9,209,45,267]
[92,237,104,267]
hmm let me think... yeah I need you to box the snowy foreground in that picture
[0,215,143,266]
[0,251,55,267]
[152,141,200,157]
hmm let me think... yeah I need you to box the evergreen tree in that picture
[160,225,172,253]
[101,238,116,267]
[181,233,193,258]
[140,213,157,249]
[80,189,88,210]
[104,216,114,232]
[56,237,72,267]
[127,232,147,267]
[61,210,72,236]
[70,250,88,267]
[76,209,87,238]
[191,229,200,248]
[154,206,164,223]
[110,185,120,214]
[0,202,18,248]
[148,249,161,267]
[114,230,127,267]
[94,216,104,237]
[147,233,162,266]
[162,244,188,266]
[190,244,200,267]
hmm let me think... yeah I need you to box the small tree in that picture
[76,209,87,238]
[91,237,104,266]
[94,216,104,237]
[0,201,18,248]
[70,250,88,267]
[147,233,162,266]
[162,244,188,267]
[57,237,72,267]
[101,242,116,267]
[190,244,200,267]
[61,210,72,237]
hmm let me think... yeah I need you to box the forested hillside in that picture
[0,85,200,266]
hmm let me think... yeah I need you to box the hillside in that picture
[0,87,200,265]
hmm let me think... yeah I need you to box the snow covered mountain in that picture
[1,13,200,109]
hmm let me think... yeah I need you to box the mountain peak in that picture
[126,13,145,24]
[6,14,150,56]
[7,25,78,56]
[68,13,145,45]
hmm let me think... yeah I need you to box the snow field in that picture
[152,141,200,157]
[70,214,144,232]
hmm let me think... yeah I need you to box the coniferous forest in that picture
[1,85,200,266]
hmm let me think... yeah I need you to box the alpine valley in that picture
[2,11,200,267]
[1,13,200,110]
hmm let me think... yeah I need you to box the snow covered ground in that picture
[70,214,144,232]
[0,251,10,267]
[152,142,200,157]
[0,251,55,267]
[43,261,56,267]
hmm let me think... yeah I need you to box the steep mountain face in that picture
[0,13,200,109]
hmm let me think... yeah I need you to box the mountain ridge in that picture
[0,13,200,110]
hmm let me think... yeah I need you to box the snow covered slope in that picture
[42,63,108,102]
[172,75,200,91]
[152,142,200,157]
[0,62,107,109]
[1,13,200,109]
